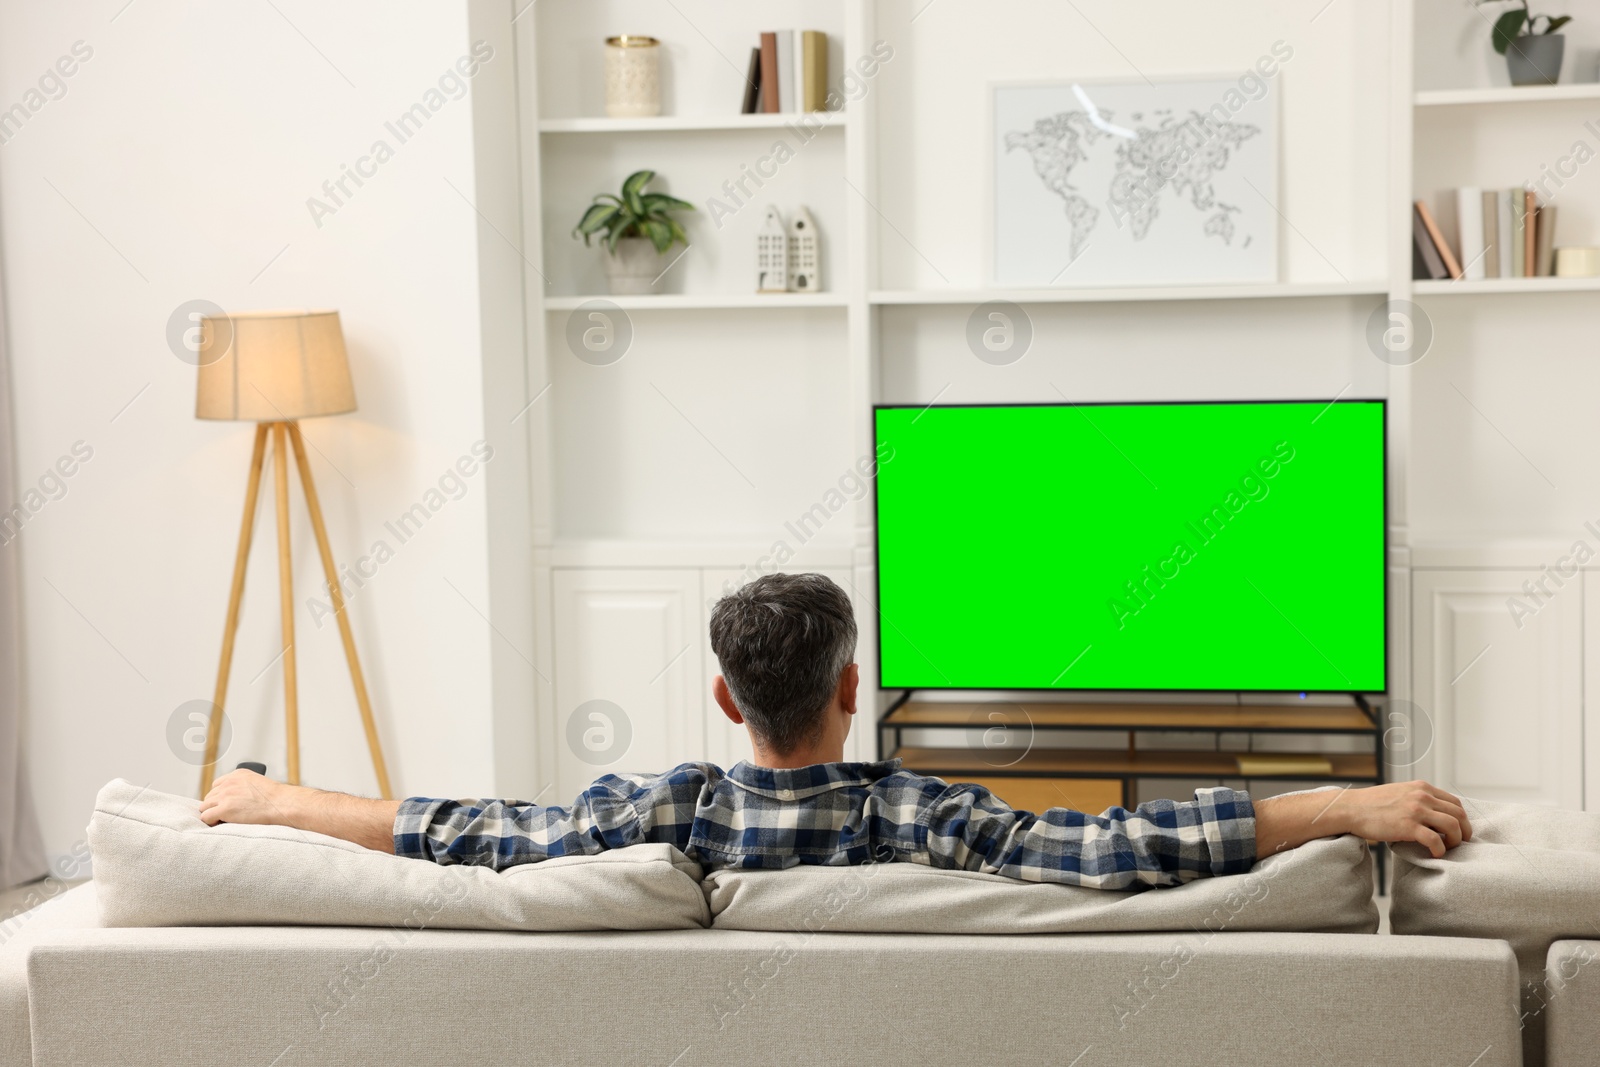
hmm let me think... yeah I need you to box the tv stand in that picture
[878,691,1388,889]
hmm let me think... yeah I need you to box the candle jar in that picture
[604,36,661,118]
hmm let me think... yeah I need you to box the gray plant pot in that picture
[603,237,669,295]
[1506,33,1565,86]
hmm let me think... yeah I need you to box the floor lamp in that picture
[194,309,391,800]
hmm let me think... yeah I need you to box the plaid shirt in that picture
[395,760,1257,890]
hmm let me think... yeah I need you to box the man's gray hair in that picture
[708,572,857,755]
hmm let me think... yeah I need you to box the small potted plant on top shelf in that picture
[572,170,695,295]
[1478,0,1572,86]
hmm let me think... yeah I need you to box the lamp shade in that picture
[195,309,356,421]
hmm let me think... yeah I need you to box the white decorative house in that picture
[787,206,820,292]
[756,205,789,292]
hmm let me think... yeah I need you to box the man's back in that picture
[394,759,1258,891]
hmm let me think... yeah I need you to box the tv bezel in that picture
[870,397,1389,696]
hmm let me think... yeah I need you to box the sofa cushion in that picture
[706,832,1376,934]
[1389,796,1600,1067]
[87,779,709,931]
[23,928,1519,1067]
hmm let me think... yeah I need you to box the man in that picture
[202,573,1470,889]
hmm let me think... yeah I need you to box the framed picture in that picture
[989,76,1279,288]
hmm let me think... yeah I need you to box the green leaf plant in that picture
[572,169,696,254]
[1476,0,1572,54]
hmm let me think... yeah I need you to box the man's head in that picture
[709,572,858,760]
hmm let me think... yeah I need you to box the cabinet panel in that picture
[1412,569,1581,808]
[551,569,704,801]
[1585,573,1600,814]
[701,568,864,769]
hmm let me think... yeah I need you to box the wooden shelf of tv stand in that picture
[881,701,1377,735]
[891,745,1379,783]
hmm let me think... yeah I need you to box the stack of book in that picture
[739,31,828,114]
[1414,188,1557,281]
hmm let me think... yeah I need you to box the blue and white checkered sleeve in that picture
[920,783,1256,890]
[393,775,652,870]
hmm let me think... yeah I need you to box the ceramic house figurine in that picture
[757,205,789,292]
[787,207,820,292]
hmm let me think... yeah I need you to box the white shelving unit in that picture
[506,0,1600,805]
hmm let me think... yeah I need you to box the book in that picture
[740,46,762,114]
[1495,189,1513,279]
[1235,755,1334,776]
[759,33,778,113]
[791,31,806,112]
[1457,187,1485,280]
[801,30,827,112]
[775,30,795,113]
[1536,203,1557,276]
[1481,189,1499,279]
[1414,199,1461,279]
[1412,205,1448,279]
[1511,189,1526,278]
[1525,188,1537,276]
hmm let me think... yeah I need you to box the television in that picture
[873,400,1386,694]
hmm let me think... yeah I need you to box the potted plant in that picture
[572,170,695,295]
[1478,0,1571,86]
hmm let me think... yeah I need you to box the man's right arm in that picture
[201,770,399,852]
[200,766,696,870]
[1254,780,1471,859]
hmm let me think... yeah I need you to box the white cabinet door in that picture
[1584,573,1600,813]
[551,570,704,802]
[700,568,864,769]
[1412,569,1582,808]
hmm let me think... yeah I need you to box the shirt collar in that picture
[725,759,903,800]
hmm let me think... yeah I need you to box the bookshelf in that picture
[511,0,1600,808]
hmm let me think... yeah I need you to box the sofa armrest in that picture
[1542,940,1600,1067]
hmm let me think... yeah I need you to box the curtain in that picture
[0,212,46,888]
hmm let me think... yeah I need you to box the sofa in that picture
[0,783,1585,1066]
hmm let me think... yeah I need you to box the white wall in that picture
[872,0,1392,290]
[0,0,532,863]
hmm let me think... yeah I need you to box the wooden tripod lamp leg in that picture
[272,422,301,786]
[286,422,393,800]
[199,423,270,799]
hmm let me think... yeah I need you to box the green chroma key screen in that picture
[873,401,1386,692]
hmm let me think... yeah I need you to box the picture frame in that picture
[987,74,1280,288]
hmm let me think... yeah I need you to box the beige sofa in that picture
[4,783,1581,1066]
[0,883,1523,1067]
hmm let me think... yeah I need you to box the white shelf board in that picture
[1415,83,1600,107]
[1413,275,1600,295]
[543,293,848,311]
[540,113,847,134]
[542,540,854,569]
[869,281,1387,306]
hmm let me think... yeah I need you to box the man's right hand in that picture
[1332,780,1472,858]
[1255,779,1472,859]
